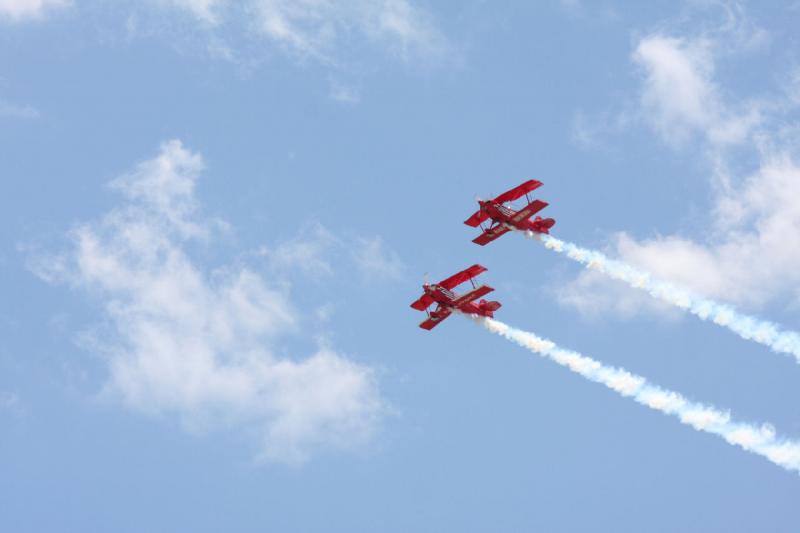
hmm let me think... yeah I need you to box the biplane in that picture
[464,179,556,245]
[410,264,502,330]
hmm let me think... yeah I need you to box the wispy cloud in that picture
[248,0,449,63]
[0,100,40,119]
[136,0,450,68]
[351,236,405,282]
[31,140,385,464]
[261,224,405,284]
[0,391,21,415]
[156,0,224,25]
[0,0,70,22]
[329,80,360,104]
[262,223,338,277]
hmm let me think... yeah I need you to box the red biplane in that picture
[464,179,556,245]
[410,264,502,330]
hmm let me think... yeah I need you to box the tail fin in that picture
[532,216,556,233]
[478,299,502,317]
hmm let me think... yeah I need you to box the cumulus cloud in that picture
[612,153,800,307]
[33,140,385,463]
[0,0,69,22]
[632,34,762,147]
[561,9,800,316]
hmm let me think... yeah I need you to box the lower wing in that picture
[472,225,511,246]
[454,285,494,309]
[510,199,548,225]
[419,307,453,330]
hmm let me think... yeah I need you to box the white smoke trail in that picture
[477,316,800,473]
[527,232,800,364]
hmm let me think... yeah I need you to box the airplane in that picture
[464,179,556,245]
[410,264,502,330]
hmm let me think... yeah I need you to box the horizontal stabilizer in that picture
[481,300,502,313]
[531,217,556,233]
[419,307,452,330]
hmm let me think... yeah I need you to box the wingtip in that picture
[464,213,481,227]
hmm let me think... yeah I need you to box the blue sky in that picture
[3,0,800,531]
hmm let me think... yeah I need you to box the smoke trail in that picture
[477,316,800,473]
[527,232,800,364]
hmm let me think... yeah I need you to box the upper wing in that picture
[410,294,435,311]
[453,285,494,310]
[419,307,452,330]
[437,264,488,290]
[472,224,511,246]
[510,199,548,225]
[493,179,543,205]
[464,209,490,227]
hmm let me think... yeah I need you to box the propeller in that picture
[423,272,430,286]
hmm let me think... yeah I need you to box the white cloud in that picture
[561,11,800,316]
[263,223,338,277]
[566,152,800,314]
[33,140,384,463]
[153,0,448,64]
[632,34,762,147]
[365,0,448,62]
[0,391,20,412]
[261,224,405,283]
[613,153,800,307]
[329,80,360,104]
[0,100,40,119]
[156,0,224,24]
[556,268,679,320]
[0,0,69,22]
[352,235,405,281]
[314,302,335,322]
